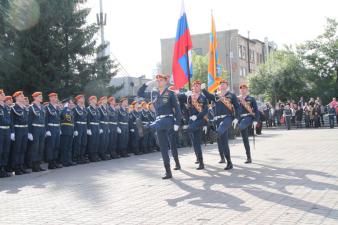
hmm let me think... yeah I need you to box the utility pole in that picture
[96,0,106,46]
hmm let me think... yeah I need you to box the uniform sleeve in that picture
[196,96,208,120]
[202,89,216,102]
[137,84,150,99]
[28,106,33,133]
[10,108,14,133]
[252,98,260,121]
[170,92,182,126]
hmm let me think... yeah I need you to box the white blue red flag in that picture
[172,0,193,89]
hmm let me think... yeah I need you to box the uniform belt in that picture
[32,123,45,127]
[48,123,60,127]
[108,122,117,125]
[14,125,28,128]
[214,114,230,120]
[240,113,254,117]
[156,114,173,120]
[0,126,10,129]
[142,122,148,125]
[100,121,109,125]
[61,123,74,126]
[329,114,336,116]
[76,121,87,125]
[119,122,128,125]
[89,122,99,126]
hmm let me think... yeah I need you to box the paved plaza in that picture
[0,128,337,225]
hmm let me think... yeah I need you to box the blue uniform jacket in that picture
[60,107,74,136]
[237,95,260,121]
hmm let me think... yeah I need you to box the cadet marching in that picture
[0,74,260,179]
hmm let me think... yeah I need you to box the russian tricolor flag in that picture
[172,0,193,89]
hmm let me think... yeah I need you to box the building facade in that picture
[161,29,275,94]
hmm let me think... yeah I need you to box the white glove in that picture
[87,129,92,136]
[182,125,188,129]
[201,83,206,90]
[253,121,258,129]
[117,127,122,134]
[190,115,197,121]
[232,119,239,128]
[28,133,33,141]
[10,133,15,141]
[46,131,52,137]
[99,129,103,134]
[130,129,135,132]
[174,125,179,132]
[202,126,207,134]
[108,129,110,133]
[74,131,79,136]
[185,91,192,97]
[60,130,62,135]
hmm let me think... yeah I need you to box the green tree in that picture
[191,53,208,84]
[297,18,338,97]
[249,50,309,105]
[0,0,118,99]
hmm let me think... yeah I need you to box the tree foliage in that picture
[0,0,118,100]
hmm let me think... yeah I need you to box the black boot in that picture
[173,157,181,170]
[197,157,204,170]
[245,152,252,164]
[162,164,172,179]
[224,154,233,170]
[0,166,10,177]
[32,162,40,172]
[219,156,225,164]
[195,157,199,164]
[48,161,56,169]
[21,165,30,174]
[14,165,23,175]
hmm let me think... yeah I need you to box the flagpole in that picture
[187,46,191,90]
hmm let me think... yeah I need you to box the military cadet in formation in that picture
[237,84,259,164]
[60,98,77,167]
[0,89,12,177]
[147,102,159,152]
[107,96,119,158]
[11,91,30,175]
[28,92,46,172]
[87,96,101,162]
[202,80,240,170]
[45,93,62,169]
[98,96,110,160]
[73,95,89,164]
[117,97,130,157]
[128,101,142,155]
[177,80,208,170]
[140,101,151,154]
[138,74,182,179]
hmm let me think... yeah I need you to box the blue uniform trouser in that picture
[141,129,150,153]
[0,129,11,167]
[87,125,99,158]
[117,125,129,155]
[73,125,87,160]
[130,129,141,154]
[239,116,253,158]
[98,125,109,158]
[108,125,118,156]
[45,127,60,162]
[188,119,205,159]
[216,116,232,160]
[60,135,73,165]
[151,117,176,166]
[12,127,28,167]
[30,127,45,163]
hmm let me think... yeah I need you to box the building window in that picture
[243,47,246,59]
[256,52,260,64]
[240,67,247,77]
[249,49,255,63]
[238,45,242,59]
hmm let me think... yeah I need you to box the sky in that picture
[86,0,337,78]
